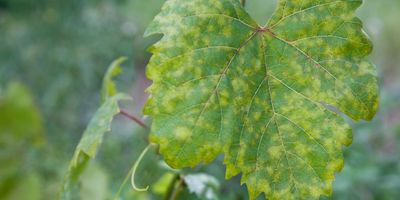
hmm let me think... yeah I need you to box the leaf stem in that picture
[120,109,148,129]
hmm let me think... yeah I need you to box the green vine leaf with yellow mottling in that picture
[144,0,378,199]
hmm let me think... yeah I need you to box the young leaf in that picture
[144,0,378,199]
[60,93,130,200]
[61,57,133,199]
[101,57,127,102]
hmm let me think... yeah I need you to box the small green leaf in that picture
[101,57,127,102]
[144,0,379,199]
[60,93,130,200]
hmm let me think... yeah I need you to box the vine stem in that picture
[120,109,148,129]
[164,174,185,200]
[241,0,246,7]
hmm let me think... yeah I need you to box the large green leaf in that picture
[144,0,378,199]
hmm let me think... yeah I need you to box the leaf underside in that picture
[144,0,378,199]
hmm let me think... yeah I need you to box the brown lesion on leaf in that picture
[256,27,276,37]
[256,27,269,33]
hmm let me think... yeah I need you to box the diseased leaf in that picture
[101,57,127,102]
[60,93,130,200]
[144,0,378,199]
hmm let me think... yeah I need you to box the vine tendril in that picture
[131,144,154,191]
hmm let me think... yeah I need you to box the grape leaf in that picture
[144,0,378,199]
[61,58,131,199]
[101,57,127,102]
[60,93,130,200]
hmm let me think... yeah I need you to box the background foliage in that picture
[0,0,399,199]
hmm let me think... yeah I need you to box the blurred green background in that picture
[0,0,399,199]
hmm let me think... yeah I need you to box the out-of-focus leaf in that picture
[80,163,109,200]
[101,57,128,103]
[0,81,44,144]
[184,173,219,200]
[60,93,131,200]
[2,173,42,200]
[152,172,176,195]
[0,82,45,199]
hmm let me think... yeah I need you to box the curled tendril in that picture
[131,144,155,191]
